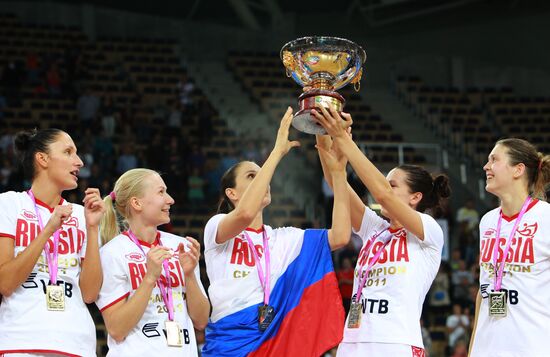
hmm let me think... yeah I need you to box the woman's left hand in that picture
[83,188,106,227]
[178,237,201,277]
[316,136,348,173]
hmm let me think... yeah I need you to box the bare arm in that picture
[0,205,72,296]
[314,107,426,240]
[468,290,481,357]
[178,238,209,330]
[101,246,172,342]
[316,141,351,251]
[216,107,300,244]
[80,188,105,303]
[316,134,366,232]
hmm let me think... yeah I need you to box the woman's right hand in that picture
[144,246,173,284]
[273,106,300,156]
[316,137,347,173]
[44,204,73,233]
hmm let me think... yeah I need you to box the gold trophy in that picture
[281,36,366,134]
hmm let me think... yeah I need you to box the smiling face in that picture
[483,144,524,197]
[132,173,175,227]
[380,168,422,219]
[226,161,271,210]
[39,132,83,191]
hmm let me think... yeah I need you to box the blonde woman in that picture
[96,168,209,357]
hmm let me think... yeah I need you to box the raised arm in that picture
[80,188,105,303]
[316,138,351,251]
[316,134,366,232]
[215,107,300,244]
[313,107,425,240]
[0,205,72,296]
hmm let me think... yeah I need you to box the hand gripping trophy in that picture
[281,36,366,134]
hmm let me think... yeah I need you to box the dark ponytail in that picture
[14,128,64,181]
[217,161,246,214]
[397,164,451,213]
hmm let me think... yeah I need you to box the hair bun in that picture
[433,174,451,199]
[13,129,38,155]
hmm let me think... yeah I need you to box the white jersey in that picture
[0,191,96,357]
[96,231,206,357]
[203,214,305,322]
[471,199,550,357]
[341,206,443,348]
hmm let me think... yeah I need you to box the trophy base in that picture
[293,90,345,135]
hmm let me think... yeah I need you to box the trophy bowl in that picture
[281,36,366,135]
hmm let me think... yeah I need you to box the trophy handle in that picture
[351,68,363,92]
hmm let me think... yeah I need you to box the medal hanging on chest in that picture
[165,320,184,347]
[489,197,531,318]
[488,291,507,317]
[243,229,275,331]
[347,301,362,329]
[46,284,65,311]
[348,229,392,329]
[28,191,64,311]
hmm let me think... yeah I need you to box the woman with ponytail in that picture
[314,106,450,357]
[469,138,550,357]
[202,108,351,356]
[95,168,209,357]
[0,128,104,357]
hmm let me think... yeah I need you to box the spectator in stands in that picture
[315,106,450,356]
[46,63,62,97]
[456,198,479,264]
[145,132,166,171]
[0,125,13,157]
[0,157,13,192]
[77,87,100,129]
[429,264,451,309]
[116,146,138,174]
[100,95,118,138]
[420,318,432,357]
[470,138,550,357]
[25,51,41,85]
[188,143,206,174]
[451,259,474,286]
[0,128,104,356]
[168,101,183,128]
[337,257,355,313]
[177,73,195,108]
[97,168,209,355]
[77,143,94,180]
[451,339,468,357]
[93,129,115,171]
[447,303,470,349]
[241,141,261,164]
[202,108,350,356]
[187,167,205,206]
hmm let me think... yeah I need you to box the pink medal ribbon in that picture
[354,228,393,304]
[127,230,175,321]
[492,196,532,291]
[28,190,61,285]
[242,229,271,306]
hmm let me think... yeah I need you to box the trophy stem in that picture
[311,78,333,91]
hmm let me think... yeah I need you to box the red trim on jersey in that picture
[28,191,65,213]
[388,226,402,234]
[99,292,130,312]
[0,233,15,239]
[0,349,79,357]
[501,199,539,222]
[245,226,264,233]
[122,231,161,247]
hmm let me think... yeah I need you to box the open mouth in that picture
[70,170,79,180]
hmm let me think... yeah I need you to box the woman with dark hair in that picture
[0,128,104,356]
[202,107,351,356]
[469,138,550,357]
[314,106,451,357]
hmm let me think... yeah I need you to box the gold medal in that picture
[165,320,183,347]
[488,291,507,317]
[46,285,65,311]
[347,302,362,328]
